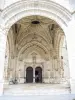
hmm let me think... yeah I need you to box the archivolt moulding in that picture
[0,0,72,33]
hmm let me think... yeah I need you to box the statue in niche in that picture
[61,69,64,78]
[31,52,37,64]
[50,72,54,78]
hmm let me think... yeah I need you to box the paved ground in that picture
[2,84,75,100]
[0,95,75,100]
[4,84,70,95]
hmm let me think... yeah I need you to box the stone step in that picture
[4,84,70,95]
[0,95,75,100]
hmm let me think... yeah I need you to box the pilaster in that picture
[65,15,75,93]
[0,27,8,95]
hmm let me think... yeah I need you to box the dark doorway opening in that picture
[35,67,42,83]
[26,67,33,83]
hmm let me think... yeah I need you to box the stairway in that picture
[4,84,70,95]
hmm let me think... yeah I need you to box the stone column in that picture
[15,56,17,80]
[65,15,75,93]
[62,49,70,87]
[0,27,7,95]
[11,58,16,79]
[24,64,26,83]
[46,61,50,83]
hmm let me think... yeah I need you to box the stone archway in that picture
[0,0,73,95]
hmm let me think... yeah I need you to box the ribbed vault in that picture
[11,15,64,60]
[4,15,69,85]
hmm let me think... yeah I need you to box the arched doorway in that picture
[0,0,72,95]
[35,67,42,83]
[26,67,33,83]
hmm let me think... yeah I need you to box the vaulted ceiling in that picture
[9,15,64,60]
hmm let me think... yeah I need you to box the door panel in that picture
[35,67,42,83]
[26,67,33,83]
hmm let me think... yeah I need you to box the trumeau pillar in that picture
[0,27,7,95]
[65,14,75,94]
[33,67,35,83]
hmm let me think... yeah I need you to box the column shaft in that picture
[0,29,7,95]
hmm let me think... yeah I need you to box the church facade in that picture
[0,0,75,98]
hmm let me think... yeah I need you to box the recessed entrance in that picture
[26,67,33,83]
[4,15,70,95]
[35,67,42,83]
